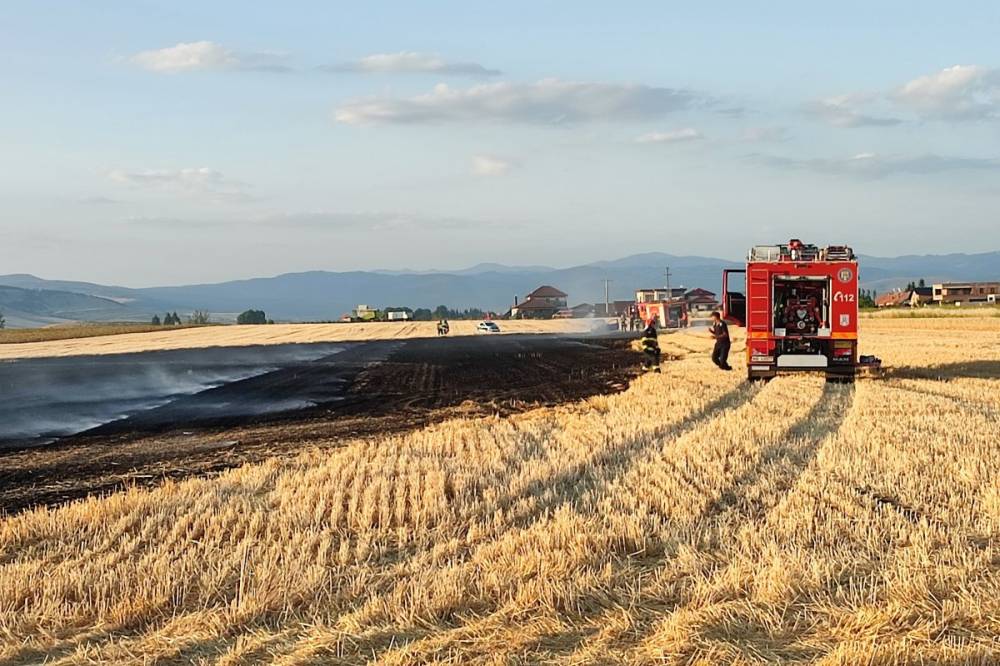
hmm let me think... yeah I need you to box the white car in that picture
[477,321,501,333]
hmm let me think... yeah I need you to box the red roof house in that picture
[510,285,569,319]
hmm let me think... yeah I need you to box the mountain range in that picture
[1,250,997,327]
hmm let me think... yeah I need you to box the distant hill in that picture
[1,250,996,326]
[134,254,740,321]
[0,274,141,302]
[0,285,138,328]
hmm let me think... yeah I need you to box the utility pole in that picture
[603,279,612,318]
[664,266,672,300]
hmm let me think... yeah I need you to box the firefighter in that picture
[641,320,661,372]
[709,311,732,371]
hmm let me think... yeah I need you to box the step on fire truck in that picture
[722,239,881,382]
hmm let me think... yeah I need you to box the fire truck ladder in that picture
[748,268,770,334]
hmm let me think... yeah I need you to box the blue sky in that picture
[2,1,999,285]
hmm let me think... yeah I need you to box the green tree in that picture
[412,308,433,321]
[151,314,161,326]
[237,309,267,325]
[189,310,210,325]
[171,312,181,325]
[433,305,450,320]
[918,278,926,288]
[0,310,5,329]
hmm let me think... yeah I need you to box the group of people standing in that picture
[639,311,731,373]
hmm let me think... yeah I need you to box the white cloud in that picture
[634,128,703,143]
[802,94,902,128]
[471,155,514,176]
[108,168,253,202]
[326,52,500,77]
[334,79,706,125]
[754,152,1000,178]
[806,65,1000,127]
[893,65,1000,121]
[130,41,289,73]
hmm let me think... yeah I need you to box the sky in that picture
[2,1,999,286]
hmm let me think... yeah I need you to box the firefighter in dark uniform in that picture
[641,320,661,372]
[709,311,732,370]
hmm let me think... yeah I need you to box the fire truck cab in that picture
[722,239,862,382]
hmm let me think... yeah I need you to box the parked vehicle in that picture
[477,321,501,334]
[723,238,881,382]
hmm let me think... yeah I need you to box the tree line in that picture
[383,306,494,321]
[151,310,210,326]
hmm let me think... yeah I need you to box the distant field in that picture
[0,319,594,360]
[862,305,1000,318]
[1,317,998,663]
[0,322,204,345]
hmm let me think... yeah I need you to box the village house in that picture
[683,287,719,313]
[875,290,912,308]
[932,282,1000,305]
[509,285,568,319]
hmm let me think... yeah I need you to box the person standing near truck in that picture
[709,311,732,371]
[641,320,661,372]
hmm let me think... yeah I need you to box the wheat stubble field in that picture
[1,318,998,665]
[0,320,589,360]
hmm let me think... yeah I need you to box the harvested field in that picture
[0,320,591,360]
[861,305,1000,319]
[1,318,999,664]
[0,322,206,345]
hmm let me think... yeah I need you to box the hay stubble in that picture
[1,319,998,664]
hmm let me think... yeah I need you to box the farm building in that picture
[353,304,379,321]
[510,285,568,319]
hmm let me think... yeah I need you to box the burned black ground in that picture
[0,334,642,514]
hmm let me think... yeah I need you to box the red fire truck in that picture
[722,239,879,382]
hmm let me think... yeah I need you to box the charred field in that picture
[0,333,642,514]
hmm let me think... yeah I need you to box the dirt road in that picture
[0,333,641,513]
